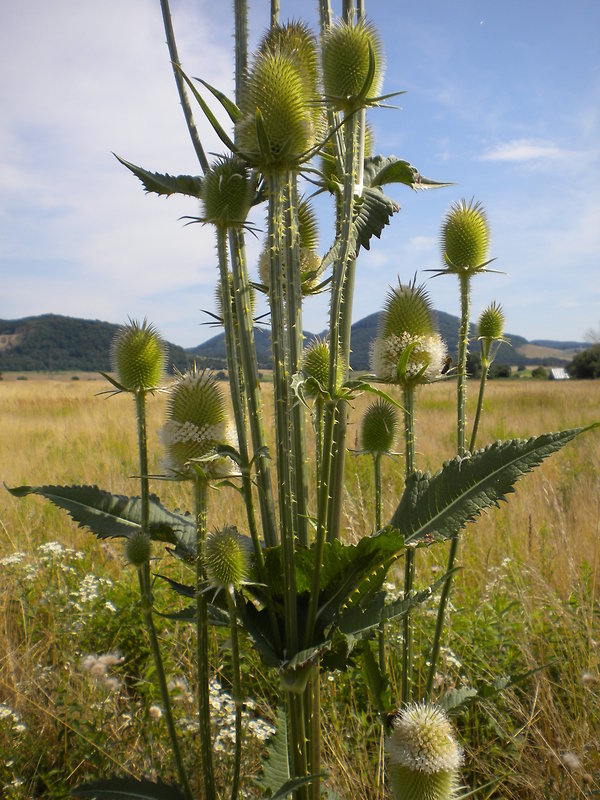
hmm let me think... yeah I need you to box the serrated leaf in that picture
[363,155,450,191]
[390,426,599,544]
[114,155,203,198]
[353,187,399,252]
[257,707,290,795]
[6,484,196,557]
[71,777,186,800]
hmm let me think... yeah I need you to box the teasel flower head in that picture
[360,399,399,455]
[111,319,167,392]
[477,300,505,343]
[125,530,152,568]
[371,280,447,386]
[302,338,345,397]
[441,198,490,275]
[205,525,252,592]
[201,156,253,229]
[214,272,256,326]
[386,703,463,800]
[160,366,235,480]
[237,26,318,169]
[322,19,385,112]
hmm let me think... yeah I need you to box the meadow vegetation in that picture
[1,377,598,799]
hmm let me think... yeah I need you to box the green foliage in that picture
[567,343,600,378]
[72,778,187,799]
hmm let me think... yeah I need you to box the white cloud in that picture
[479,139,573,162]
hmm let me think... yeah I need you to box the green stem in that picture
[229,228,278,548]
[270,0,279,26]
[233,0,247,110]
[195,478,217,800]
[425,273,471,698]
[374,452,387,674]
[401,384,416,705]
[158,0,208,173]
[134,391,193,800]
[227,590,243,800]
[469,342,490,453]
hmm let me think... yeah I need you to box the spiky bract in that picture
[161,366,234,479]
[477,301,505,341]
[360,399,399,455]
[387,703,462,800]
[201,157,253,228]
[441,199,490,274]
[302,338,345,396]
[205,525,251,591]
[111,319,167,392]
[371,281,447,386]
[321,19,385,111]
[125,530,151,567]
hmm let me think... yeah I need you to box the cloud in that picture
[479,139,573,162]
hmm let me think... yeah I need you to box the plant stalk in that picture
[401,384,416,705]
[227,589,243,800]
[469,340,491,452]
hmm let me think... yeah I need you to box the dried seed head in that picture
[322,19,385,110]
[125,531,151,567]
[477,301,505,341]
[302,338,345,396]
[161,366,234,480]
[205,525,252,591]
[201,156,253,228]
[360,399,399,455]
[441,198,490,274]
[111,319,167,392]
[387,703,462,800]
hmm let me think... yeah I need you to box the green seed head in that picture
[259,21,318,94]
[161,365,234,479]
[201,156,253,228]
[302,338,345,395]
[387,703,462,800]
[322,19,385,111]
[111,319,167,392]
[380,280,436,340]
[205,525,251,591]
[441,198,490,273]
[477,300,505,341]
[237,49,316,168]
[125,530,151,567]
[360,399,399,455]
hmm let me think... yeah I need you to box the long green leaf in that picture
[71,777,186,800]
[7,484,195,557]
[363,155,450,191]
[391,425,599,544]
[114,155,203,197]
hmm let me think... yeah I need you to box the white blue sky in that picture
[1,0,599,347]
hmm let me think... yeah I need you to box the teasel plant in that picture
[8,3,600,800]
[469,301,507,451]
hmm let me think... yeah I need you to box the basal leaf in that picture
[390,426,599,544]
[71,777,186,800]
[256,707,290,795]
[6,484,196,557]
[114,155,203,198]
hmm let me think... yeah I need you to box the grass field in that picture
[0,376,599,798]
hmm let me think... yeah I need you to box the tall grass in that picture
[1,376,599,797]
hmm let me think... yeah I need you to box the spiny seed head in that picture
[380,280,436,340]
[302,338,345,395]
[201,156,253,228]
[477,301,505,341]
[237,49,317,168]
[214,273,256,324]
[205,525,251,590]
[111,319,167,392]
[360,399,399,454]
[441,198,490,274]
[161,365,234,479]
[322,19,385,111]
[387,703,462,800]
[371,333,447,386]
[259,21,318,92]
[125,531,151,567]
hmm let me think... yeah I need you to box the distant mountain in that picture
[0,312,586,373]
[0,314,192,373]
[189,310,583,371]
